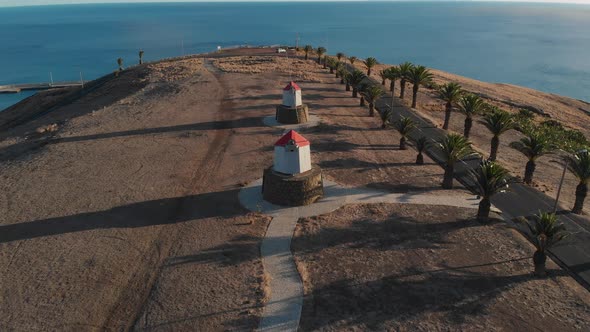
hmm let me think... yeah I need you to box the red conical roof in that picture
[274,130,310,147]
[283,81,301,91]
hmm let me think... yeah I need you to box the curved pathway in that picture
[239,179,497,331]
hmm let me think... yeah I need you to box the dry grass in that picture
[212,56,324,82]
[147,58,203,82]
[293,203,590,331]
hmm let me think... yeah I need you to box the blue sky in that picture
[1,0,589,7]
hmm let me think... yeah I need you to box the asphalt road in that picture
[373,89,590,289]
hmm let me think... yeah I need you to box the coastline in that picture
[2,46,589,133]
[1,46,589,331]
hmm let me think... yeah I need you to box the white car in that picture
[276,48,287,53]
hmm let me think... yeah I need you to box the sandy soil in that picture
[293,203,590,331]
[0,56,276,331]
[1,47,588,330]
[0,49,463,331]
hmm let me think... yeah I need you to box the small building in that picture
[273,130,312,175]
[282,81,302,108]
[262,130,323,206]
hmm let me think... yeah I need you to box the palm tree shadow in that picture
[0,188,243,244]
[165,234,264,268]
[295,212,495,254]
[299,268,559,330]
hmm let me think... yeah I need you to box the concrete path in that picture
[239,179,492,332]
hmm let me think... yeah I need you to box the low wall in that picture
[275,104,309,124]
[262,166,323,206]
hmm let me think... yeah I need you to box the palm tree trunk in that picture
[490,136,499,161]
[390,80,395,93]
[346,83,350,91]
[477,197,491,221]
[305,53,309,60]
[464,116,473,138]
[442,103,452,130]
[330,67,334,74]
[533,250,547,277]
[400,137,407,150]
[367,68,371,76]
[524,160,536,184]
[369,103,375,117]
[360,96,365,107]
[352,88,357,98]
[318,55,321,64]
[340,78,345,84]
[573,182,588,214]
[443,163,454,189]
[416,152,424,165]
[400,79,406,99]
[381,78,386,85]
[411,85,419,108]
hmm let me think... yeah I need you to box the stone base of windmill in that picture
[275,104,309,124]
[262,166,324,206]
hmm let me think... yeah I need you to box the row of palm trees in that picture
[322,50,590,216]
[309,49,573,276]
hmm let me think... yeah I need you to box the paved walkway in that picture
[239,179,491,332]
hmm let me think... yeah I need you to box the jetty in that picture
[0,82,83,94]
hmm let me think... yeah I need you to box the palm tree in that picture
[394,117,416,150]
[335,63,344,78]
[117,57,124,71]
[437,133,477,189]
[520,212,569,276]
[347,70,366,98]
[438,82,462,130]
[316,47,326,64]
[407,65,433,108]
[480,109,515,161]
[325,57,336,74]
[364,57,378,76]
[139,50,144,64]
[337,67,347,84]
[358,83,368,107]
[458,94,485,138]
[303,45,313,60]
[379,108,392,129]
[414,136,430,165]
[349,56,357,65]
[336,52,345,62]
[363,85,385,117]
[566,149,590,214]
[509,132,554,184]
[385,66,401,94]
[379,69,388,85]
[398,61,414,99]
[471,160,510,221]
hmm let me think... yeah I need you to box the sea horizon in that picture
[1,1,590,110]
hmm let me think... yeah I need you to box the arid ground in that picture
[293,204,590,331]
[0,48,588,330]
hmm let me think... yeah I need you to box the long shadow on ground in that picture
[292,209,560,330]
[0,188,243,244]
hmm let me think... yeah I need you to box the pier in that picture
[0,82,83,94]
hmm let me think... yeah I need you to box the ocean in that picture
[1,1,590,111]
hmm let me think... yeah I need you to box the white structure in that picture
[282,81,302,108]
[273,130,312,175]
